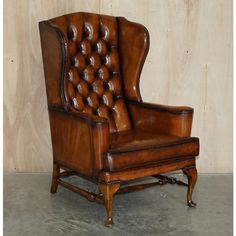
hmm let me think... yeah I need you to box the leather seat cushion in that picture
[104,129,199,171]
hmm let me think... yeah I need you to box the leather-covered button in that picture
[77,80,89,98]
[86,57,91,65]
[98,65,110,82]
[95,40,107,55]
[97,104,109,117]
[67,24,77,42]
[83,65,95,84]
[102,91,114,108]
[89,53,102,70]
[67,70,73,82]
[103,83,109,90]
[100,24,110,41]
[100,17,117,45]
[71,54,86,71]
[104,51,119,70]
[84,22,93,40]
[108,75,122,96]
[67,68,81,86]
[86,92,99,110]
[72,93,84,111]
[77,44,83,53]
[92,79,104,96]
[80,40,92,55]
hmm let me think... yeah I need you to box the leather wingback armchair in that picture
[39,12,199,227]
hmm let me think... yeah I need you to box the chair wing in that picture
[118,17,150,102]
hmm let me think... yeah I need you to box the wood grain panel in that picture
[4,0,232,173]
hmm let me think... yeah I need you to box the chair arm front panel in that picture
[48,106,109,177]
[128,101,194,138]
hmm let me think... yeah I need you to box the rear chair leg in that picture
[99,182,120,227]
[183,167,198,207]
[51,163,60,194]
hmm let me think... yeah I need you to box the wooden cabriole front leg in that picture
[50,163,60,193]
[99,182,120,227]
[183,166,198,207]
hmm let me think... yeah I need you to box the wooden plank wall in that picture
[4,0,233,173]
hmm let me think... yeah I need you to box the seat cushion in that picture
[104,129,199,171]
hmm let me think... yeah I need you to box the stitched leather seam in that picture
[107,138,199,155]
[106,155,196,172]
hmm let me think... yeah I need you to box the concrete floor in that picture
[4,173,232,236]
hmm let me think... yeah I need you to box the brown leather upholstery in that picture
[48,13,132,133]
[106,130,199,171]
[39,12,200,227]
[118,17,149,101]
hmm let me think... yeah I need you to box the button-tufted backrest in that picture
[40,12,149,133]
[48,13,132,133]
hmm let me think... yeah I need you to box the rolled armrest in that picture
[48,106,109,177]
[128,101,194,137]
[132,102,193,114]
